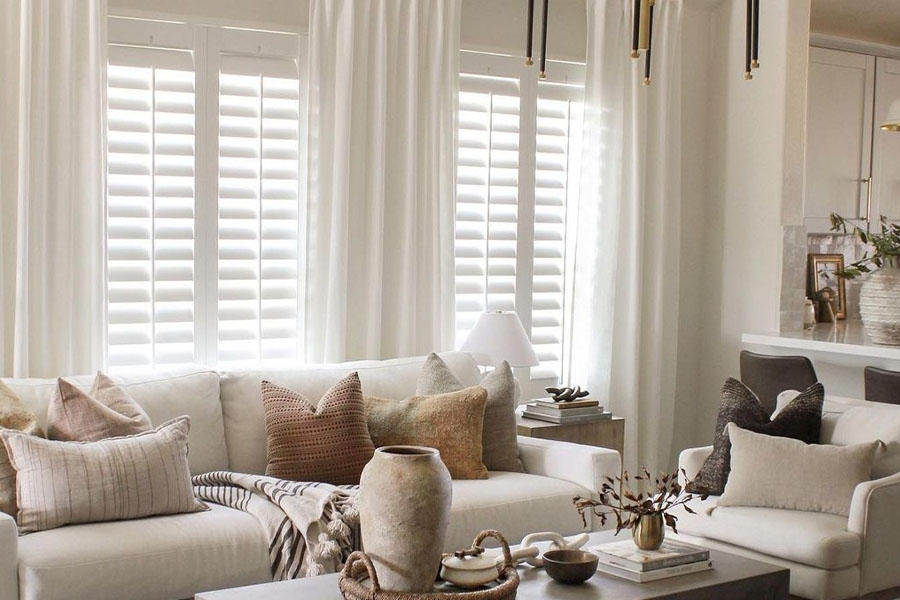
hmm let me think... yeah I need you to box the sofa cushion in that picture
[48,373,152,441]
[416,354,524,473]
[3,416,207,534]
[16,503,271,600]
[220,352,481,475]
[2,367,228,475]
[675,496,861,570]
[719,424,879,516]
[0,381,43,517]
[445,472,591,552]
[262,374,374,485]
[688,378,823,496]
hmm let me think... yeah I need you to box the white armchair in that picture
[0,511,18,600]
[674,441,900,600]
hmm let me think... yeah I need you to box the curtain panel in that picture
[567,0,683,472]
[0,0,107,377]
[304,0,460,363]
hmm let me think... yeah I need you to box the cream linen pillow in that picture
[718,423,879,516]
[1,416,206,533]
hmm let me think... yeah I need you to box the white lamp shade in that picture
[882,98,900,132]
[460,311,540,367]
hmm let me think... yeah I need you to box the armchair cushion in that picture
[674,496,861,570]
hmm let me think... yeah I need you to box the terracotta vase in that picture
[860,256,900,346]
[359,446,452,592]
[632,513,665,550]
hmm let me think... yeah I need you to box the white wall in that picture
[690,0,811,443]
[107,0,588,61]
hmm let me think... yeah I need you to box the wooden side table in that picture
[516,413,625,458]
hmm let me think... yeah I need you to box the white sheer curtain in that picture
[305,0,459,363]
[0,0,107,378]
[566,0,683,471]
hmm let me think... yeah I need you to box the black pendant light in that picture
[525,0,551,78]
[632,0,655,85]
[745,0,760,80]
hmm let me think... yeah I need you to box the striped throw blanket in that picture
[193,471,360,580]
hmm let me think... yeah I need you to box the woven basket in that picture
[339,530,519,600]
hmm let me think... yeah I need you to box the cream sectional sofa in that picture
[675,394,900,600]
[0,352,619,600]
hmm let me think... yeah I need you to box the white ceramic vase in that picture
[859,256,900,345]
[359,446,451,593]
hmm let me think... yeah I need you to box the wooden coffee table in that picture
[196,530,789,600]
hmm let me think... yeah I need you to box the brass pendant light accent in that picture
[631,0,655,85]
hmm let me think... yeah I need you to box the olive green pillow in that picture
[366,387,489,480]
[0,380,44,517]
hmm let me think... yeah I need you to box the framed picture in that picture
[807,254,847,320]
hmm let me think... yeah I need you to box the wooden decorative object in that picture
[339,530,519,600]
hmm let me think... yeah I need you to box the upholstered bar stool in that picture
[739,351,818,414]
[864,366,900,405]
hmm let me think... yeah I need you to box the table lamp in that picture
[460,311,540,367]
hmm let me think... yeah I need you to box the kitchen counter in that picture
[742,320,900,361]
[742,320,900,398]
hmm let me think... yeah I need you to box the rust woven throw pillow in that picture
[416,353,523,473]
[0,380,44,517]
[1,416,206,534]
[47,372,152,441]
[365,387,490,480]
[687,378,824,496]
[262,372,375,485]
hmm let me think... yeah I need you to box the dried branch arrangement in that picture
[573,468,707,535]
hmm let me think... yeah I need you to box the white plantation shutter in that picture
[455,73,521,348]
[456,52,584,390]
[107,42,197,369]
[214,35,303,367]
[105,19,305,370]
[532,81,583,381]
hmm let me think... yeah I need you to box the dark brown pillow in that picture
[687,378,823,496]
[262,372,375,485]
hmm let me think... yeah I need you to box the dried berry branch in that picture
[573,468,708,536]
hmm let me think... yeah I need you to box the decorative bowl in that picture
[541,549,599,585]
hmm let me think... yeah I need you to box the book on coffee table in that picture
[595,558,713,583]
[533,398,600,409]
[589,539,710,572]
[521,408,612,423]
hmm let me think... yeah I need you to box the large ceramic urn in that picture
[359,446,452,592]
[860,256,900,345]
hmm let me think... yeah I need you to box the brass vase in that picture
[632,513,664,550]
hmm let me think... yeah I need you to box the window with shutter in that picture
[107,24,197,369]
[455,72,521,348]
[105,18,305,370]
[213,32,303,367]
[456,52,584,390]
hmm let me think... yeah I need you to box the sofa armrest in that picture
[677,445,713,486]
[848,470,900,595]
[517,436,621,530]
[0,511,18,600]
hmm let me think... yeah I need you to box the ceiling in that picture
[810,0,900,47]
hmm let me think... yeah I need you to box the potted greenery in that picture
[573,468,706,551]
[830,213,900,345]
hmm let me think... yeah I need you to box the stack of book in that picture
[521,397,611,424]
[588,539,712,583]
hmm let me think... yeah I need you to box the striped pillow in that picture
[1,416,206,533]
